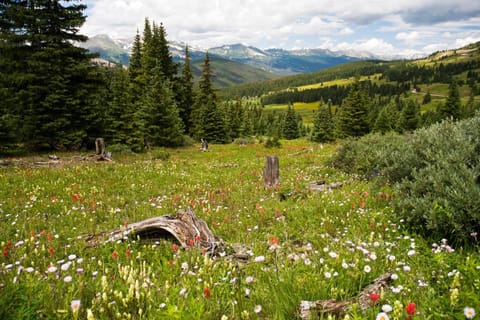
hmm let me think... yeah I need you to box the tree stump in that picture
[95,137,112,161]
[201,139,208,152]
[95,138,105,155]
[263,155,280,187]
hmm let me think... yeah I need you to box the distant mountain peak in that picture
[210,43,268,59]
[81,34,376,79]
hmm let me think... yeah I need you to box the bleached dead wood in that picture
[263,155,280,187]
[85,207,223,253]
[297,272,392,319]
[308,181,343,192]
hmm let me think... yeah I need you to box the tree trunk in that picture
[263,155,279,187]
[95,138,105,155]
[95,137,112,161]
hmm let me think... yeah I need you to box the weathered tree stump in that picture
[263,155,279,187]
[297,272,392,319]
[201,139,209,152]
[95,138,105,155]
[85,207,223,253]
[95,137,112,161]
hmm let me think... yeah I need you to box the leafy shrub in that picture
[395,117,480,245]
[330,132,412,182]
[180,135,195,147]
[108,143,133,154]
[332,116,480,245]
[233,137,256,145]
[152,149,171,161]
[264,136,281,148]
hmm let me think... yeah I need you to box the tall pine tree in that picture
[177,45,195,133]
[283,104,299,140]
[139,70,184,147]
[399,98,421,132]
[311,102,335,142]
[0,0,102,150]
[336,80,370,138]
[191,52,227,143]
[439,80,461,120]
[128,30,144,102]
[105,66,135,146]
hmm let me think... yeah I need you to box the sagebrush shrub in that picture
[332,116,480,245]
[152,149,171,161]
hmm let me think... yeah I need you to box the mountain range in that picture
[80,34,379,86]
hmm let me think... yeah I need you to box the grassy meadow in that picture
[1,140,479,319]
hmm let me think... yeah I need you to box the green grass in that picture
[1,141,479,319]
[297,73,383,91]
[264,102,320,125]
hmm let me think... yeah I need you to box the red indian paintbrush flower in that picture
[203,287,211,298]
[406,302,416,316]
[370,293,380,304]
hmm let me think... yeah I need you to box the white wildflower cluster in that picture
[432,239,455,253]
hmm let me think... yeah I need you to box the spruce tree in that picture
[283,104,299,140]
[399,99,421,132]
[241,109,254,137]
[336,80,370,138]
[463,89,478,119]
[105,66,134,146]
[141,18,156,76]
[129,30,143,80]
[373,107,393,134]
[1,0,101,150]
[156,23,177,81]
[128,30,144,102]
[373,102,399,134]
[177,45,195,132]
[311,103,335,142]
[191,52,227,143]
[202,96,227,144]
[226,100,244,139]
[439,80,461,120]
[140,71,184,147]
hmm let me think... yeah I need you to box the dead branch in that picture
[297,272,392,319]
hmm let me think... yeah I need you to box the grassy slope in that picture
[0,142,478,319]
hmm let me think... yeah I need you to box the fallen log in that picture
[297,272,392,319]
[85,207,223,254]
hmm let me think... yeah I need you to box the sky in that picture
[80,0,480,59]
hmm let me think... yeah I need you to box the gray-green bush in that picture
[332,116,480,245]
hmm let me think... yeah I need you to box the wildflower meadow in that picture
[1,140,479,319]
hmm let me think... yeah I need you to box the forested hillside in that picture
[217,42,480,142]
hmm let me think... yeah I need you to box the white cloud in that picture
[396,31,421,43]
[328,38,396,56]
[455,37,480,48]
[80,0,480,57]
